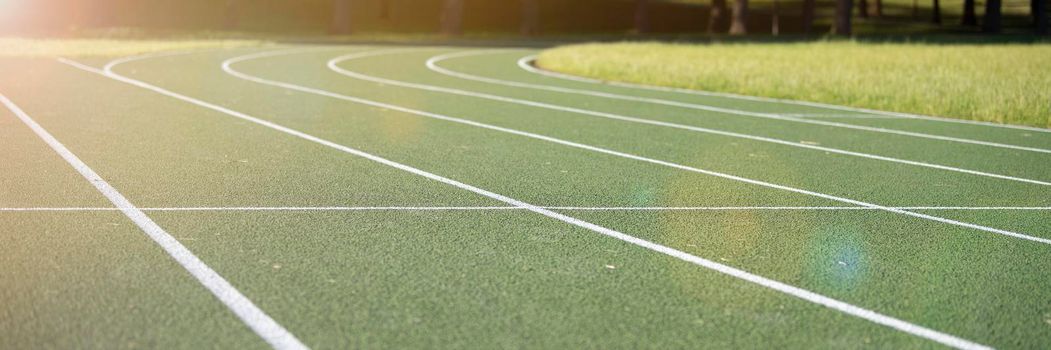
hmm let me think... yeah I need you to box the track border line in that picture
[514,54,1051,134]
[493,54,1051,152]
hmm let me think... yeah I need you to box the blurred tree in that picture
[223,0,240,30]
[729,0,748,34]
[635,0,651,33]
[962,0,978,25]
[708,0,729,33]
[932,0,941,24]
[771,0,780,35]
[872,0,883,17]
[983,0,1002,32]
[521,0,540,35]
[379,0,391,20]
[859,0,869,18]
[441,0,464,35]
[92,0,119,28]
[1033,0,1038,26]
[1035,0,1048,34]
[331,0,352,34]
[834,0,853,35]
[802,0,816,33]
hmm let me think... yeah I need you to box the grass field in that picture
[1,43,1050,349]
[537,42,1051,128]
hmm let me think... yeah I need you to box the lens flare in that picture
[804,223,869,292]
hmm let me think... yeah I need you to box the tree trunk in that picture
[802,0,816,33]
[379,0,391,20]
[223,0,240,30]
[983,0,1002,32]
[834,0,853,35]
[520,0,540,36]
[772,0,780,35]
[873,0,883,17]
[962,0,977,25]
[441,0,464,36]
[634,0,651,34]
[931,0,941,24]
[1035,0,1048,35]
[93,0,118,28]
[709,0,729,33]
[859,0,869,18]
[912,0,919,19]
[1033,0,1038,23]
[729,0,748,34]
[330,0,352,35]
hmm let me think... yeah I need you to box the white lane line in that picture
[422,50,1051,186]
[231,47,1048,246]
[0,206,518,212]
[554,206,1051,211]
[507,54,1051,151]
[0,93,307,350]
[0,207,124,211]
[63,51,991,350]
[777,113,909,119]
[3,206,1050,212]
[516,54,1051,134]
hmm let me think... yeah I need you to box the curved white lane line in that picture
[779,113,907,119]
[318,48,1051,247]
[424,50,1051,187]
[69,48,991,350]
[516,54,1051,134]
[513,55,1051,150]
[0,92,308,350]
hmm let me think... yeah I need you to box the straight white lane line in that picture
[420,50,1051,186]
[323,49,1051,245]
[515,54,1051,134]
[0,206,518,212]
[0,93,307,350]
[3,206,1050,212]
[63,51,991,350]
[558,206,1051,211]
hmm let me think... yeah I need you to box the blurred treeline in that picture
[2,0,1046,36]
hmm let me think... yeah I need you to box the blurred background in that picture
[1,0,1046,38]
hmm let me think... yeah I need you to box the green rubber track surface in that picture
[1,45,1049,349]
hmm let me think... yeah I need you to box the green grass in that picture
[1,44,1050,348]
[536,41,1051,128]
